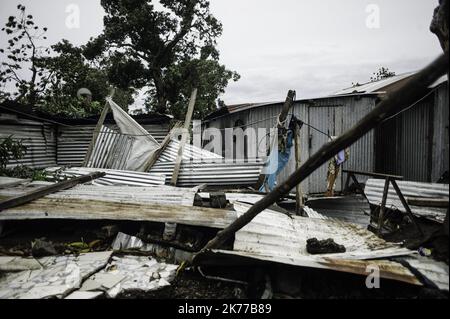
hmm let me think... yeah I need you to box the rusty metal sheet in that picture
[365,179,449,223]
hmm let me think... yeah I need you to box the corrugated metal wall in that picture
[0,115,57,169]
[1,111,169,169]
[375,84,448,183]
[57,123,169,167]
[204,96,377,194]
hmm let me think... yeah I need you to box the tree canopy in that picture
[85,0,239,118]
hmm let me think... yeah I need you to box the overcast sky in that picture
[0,0,443,107]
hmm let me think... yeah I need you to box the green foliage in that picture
[87,0,239,118]
[39,39,135,117]
[0,135,27,171]
[0,4,50,105]
[370,67,396,82]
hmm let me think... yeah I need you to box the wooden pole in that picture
[278,90,296,127]
[390,179,424,236]
[257,90,296,190]
[0,172,105,212]
[143,121,182,171]
[294,123,303,214]
[377,177,391,235]
[199,53,448,252]
[170,89,197,186]
[83,89,115,166]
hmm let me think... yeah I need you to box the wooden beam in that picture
[83,91,115,166]
[407,197,449,208]
[342,169,404,180]
[170,89,197,186]
[377,177,391,236]
[390,179,424,236]
[258,90,296,190]
[278,90,296,127]
[144,121,182,171]
[198,53,448,252]
[0,172,105,212]
[294,123,303,214]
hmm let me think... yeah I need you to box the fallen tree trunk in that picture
[200,53,449,252]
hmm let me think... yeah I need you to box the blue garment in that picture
[259,131,294,192]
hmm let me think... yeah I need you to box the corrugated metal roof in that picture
[45,167,166,187]
[149,159,264,187]
[0,182,237,229]
[334,72,448,96]
[305,195,371,227]
[157,139,223,162]
[195,202,433,286]
[334,72,416,95]
[365,179,449,223]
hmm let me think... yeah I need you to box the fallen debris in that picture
[0,251,112,299]
[306,238,346,254]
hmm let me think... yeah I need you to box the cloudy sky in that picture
[0,0,443,107]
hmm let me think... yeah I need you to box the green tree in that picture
[0,4,51,105]
[85,0,239,118]
[40,40,135,117]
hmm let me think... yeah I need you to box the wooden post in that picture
[377,177,391,236]
[257,90,296,190]
[170,89,197,186]
[83,90,115,166]
[390,179,424,236]
[198,53,447,252]
[294,123,303,214]
[0,172,105,212]
[278,90,296,127]
[144,121,182,171]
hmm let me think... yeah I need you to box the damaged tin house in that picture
[0,68,448,299]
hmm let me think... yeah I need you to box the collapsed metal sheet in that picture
[43,184,197,207]
[81,255,178,298]
[305,195,371,226]
[149,159,264,187]
[0,197,238,229]
[0,251,112,299]
[45,167,166,187]
[157,138,223,162]
[365,179,449,223]
[195,202,422,285]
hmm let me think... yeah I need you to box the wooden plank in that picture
[199,53,447,252]
[0,197,237,229]
[377,177,391,236]
[143,121,182,171]
[170,89,197,186]
[391,179,424,236]
[343,169,404,180]
[407,197,449,208]
[294,123,303,214]
[0,172,105,212]
[82,98,112,166]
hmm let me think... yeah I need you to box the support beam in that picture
[377,177,391,236]
[83,90,115,166]
[294,123,303,214]
[144,121,182,171]
[171,89,197,186]
[0,172,105,212]
[390,179,424,236]
[199,53,448,252]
